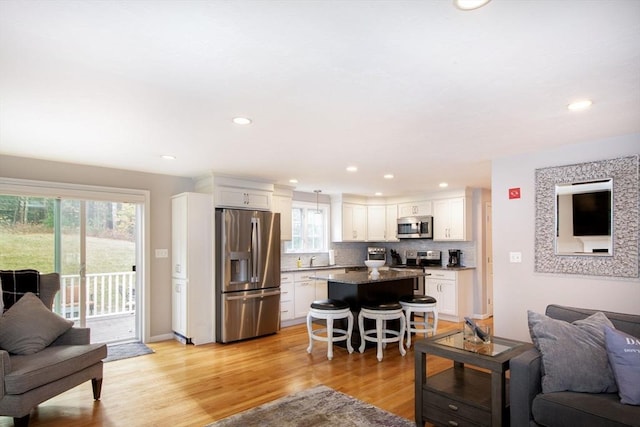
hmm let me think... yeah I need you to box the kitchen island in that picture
[314,269,428,348]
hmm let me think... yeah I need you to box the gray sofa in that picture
[0,272,107,427]
[510,304,640,427]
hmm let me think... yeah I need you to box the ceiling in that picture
[1,1,639,198]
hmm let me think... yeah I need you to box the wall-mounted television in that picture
[572,190,611,236]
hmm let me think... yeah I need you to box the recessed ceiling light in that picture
[289,179,298,184]
[232,117,252,125]
[567,99,593,111]
[161,155,176,160]
[439,182,449,188]
[375,192,383,196]
[454,0,491,11]
[346,166,358,172]
[384,174,394,179]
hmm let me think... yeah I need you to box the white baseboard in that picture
[472,313,492,320]
[147,333,174,343]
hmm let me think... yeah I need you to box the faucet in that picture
[310,256,316,267]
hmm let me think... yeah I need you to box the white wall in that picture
[491,134,640,342]
[0,155,194,341]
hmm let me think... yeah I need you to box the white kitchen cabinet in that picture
[171,279,187,336]
[282,268,346,326]
[171,192,214,345]
[332,202,367,242]
[398,201,432,217]
[272,194,293,241]
[293,272,316,319]
[433,196,471,241]
[280,273,294,321]
[424,269,473,322]
[215,186,272,210]
[386,204,399,241]
[367,205,386,241]
[366,205,398,242]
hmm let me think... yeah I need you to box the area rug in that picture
[206,385,414,427]
[104,341,154,362]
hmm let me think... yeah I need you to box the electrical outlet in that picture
[509,252,522,263]
[155,249,169,258]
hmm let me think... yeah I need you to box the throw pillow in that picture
[0,269,40,311]
[605,326,640,405]
[0,292,74,355]
[528,310,617,393]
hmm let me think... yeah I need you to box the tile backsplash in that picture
[281,240,476,270]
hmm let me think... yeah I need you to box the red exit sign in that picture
[509,188,521,199]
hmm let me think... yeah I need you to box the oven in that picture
[367,247,386,261]
[390,251,425,295]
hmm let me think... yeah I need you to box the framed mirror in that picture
[555,179,612,255]
[535,155,639,278]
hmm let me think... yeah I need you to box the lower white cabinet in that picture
[280,268,346,326]
[171,279,187,336]
[424,269,473,322]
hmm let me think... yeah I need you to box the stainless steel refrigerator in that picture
[215,208,281,343]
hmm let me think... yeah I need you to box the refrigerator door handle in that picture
[251,216,262,283]
[224,290,281,301]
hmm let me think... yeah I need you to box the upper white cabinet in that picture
[433,196,471,241]
[215,186,272,210]
[367,205,386,241]
[332,199,367,242]
[366,204,399,242]
[272,186,293,241]
[386,204,399,242]
[398,201,432,217]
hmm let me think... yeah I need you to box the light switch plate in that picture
[509,252,522,263]
[155,249,169,258]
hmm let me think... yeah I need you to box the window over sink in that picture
[284,201,329,253]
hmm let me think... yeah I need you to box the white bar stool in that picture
[306,299,354,360]
[358,302,406,362]
[399,295,438,348]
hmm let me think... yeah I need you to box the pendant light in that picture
[314,190,322,213]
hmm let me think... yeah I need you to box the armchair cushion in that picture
[0,292,73,355]
[528,310,617,393]
[5,343,107,395]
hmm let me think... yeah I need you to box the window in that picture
[284,201,329,253]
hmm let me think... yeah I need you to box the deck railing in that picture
[58,272,136,320]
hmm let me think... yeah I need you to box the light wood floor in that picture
[1,318,492,427]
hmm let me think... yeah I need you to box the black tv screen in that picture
[572,190,611,236]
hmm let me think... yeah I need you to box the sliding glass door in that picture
[0,194,140,343]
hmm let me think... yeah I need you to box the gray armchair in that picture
[0,272,107,427]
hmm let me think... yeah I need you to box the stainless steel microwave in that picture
[397,216,433,239]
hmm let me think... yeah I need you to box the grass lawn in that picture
[0,232,135,274]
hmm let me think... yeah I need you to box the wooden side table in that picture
[414,330,532,427]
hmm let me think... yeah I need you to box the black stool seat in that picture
[399,295,437,304]
[310,299,350,310]
[361,302,403,311]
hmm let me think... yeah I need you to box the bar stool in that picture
[306,299,354,360]
[358,302,406,362]
[399,295,438,348]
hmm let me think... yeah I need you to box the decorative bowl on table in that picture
[364,260,385,276]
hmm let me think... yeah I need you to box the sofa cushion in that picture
[0,292,73,355]
[5,343,107,394]
[528,310,617,393]
[532,391,640,427]
[605,326,640,405]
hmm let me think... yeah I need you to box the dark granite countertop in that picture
[314,269,427,285]
[281,265,362,273]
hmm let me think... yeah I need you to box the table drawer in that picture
[424,404,485,427]
[424,390,490,426]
